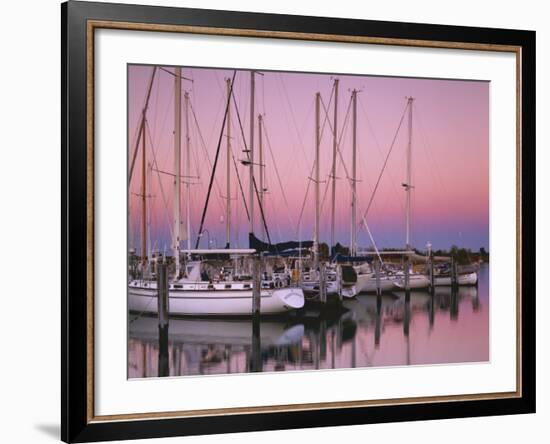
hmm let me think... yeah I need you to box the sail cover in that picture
[334,255,374,263]
[249,233,313,254]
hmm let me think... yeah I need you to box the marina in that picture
[127,64,489,376]
[128,264,489,377]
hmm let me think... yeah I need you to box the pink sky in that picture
[128,65,489,252]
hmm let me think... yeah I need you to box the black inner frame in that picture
[62,1,536,442]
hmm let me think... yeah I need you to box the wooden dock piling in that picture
[374,259,382,296]
[429,294,435,330]
[337,266,343,302]
[403,297,411,337]
[451,256,458,290]
[319,263,327,304]
[319,320,327,361]
[404,255,411,301]
[158,324,169,377]
[311,331,320,370]
[428,254,435,293]
[156,262,169,328]
[156,262,169,376]
[450,286,459,320]
[375,293,382,348]
[251,316,262,372]
[351,336,356,368]
[428,252,435,329]
[252,256,261,316]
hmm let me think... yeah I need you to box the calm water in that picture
[128,264,489,378]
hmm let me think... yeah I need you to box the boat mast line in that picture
[295,90,334,240]
[129,66,157,186]
[144,119,175,243]
[276,72,316,171]
[229,85,273,245]
[158,66,194,82]
[360,100,410,223]
[249,72,255,237]
[414,103,450,201]
[314,92,320,268]
[260,116,297,233]
[188,100,238,217]
[174,67,182,277]
[351,89,358,257]
[330,79,339,252]
[198,75,250,222]
[151,168,199,181]
[141,117,147,266]
[318,94,352,224]
[226,78,232,247]
[195,71,237,249]
[405,96,414,249]
[321,92,384,262]
[227,138,250,221]
[258,113,265,241]
[185,91,193,258]
[195,78,250,223]
[358,97,404,215]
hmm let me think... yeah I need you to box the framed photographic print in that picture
[61,0,536,442]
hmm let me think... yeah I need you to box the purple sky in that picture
[128,64,489,253]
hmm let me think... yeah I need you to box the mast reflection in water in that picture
[128,264,489,378]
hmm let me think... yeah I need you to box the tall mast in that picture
[173,67,182,278]
[141,119,147,267]
[258,113,265,241]
[225,78,232,248]
[350,89,358,256]
[129,67,157,186]
[184,91,191,256]
[147,161,152,265]
[330,78,339,253]
[405,96,414,249]
[314,92,321,268]
[249,71,255,237]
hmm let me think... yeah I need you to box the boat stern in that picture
[341,285,358,298]
[274,287,305,310]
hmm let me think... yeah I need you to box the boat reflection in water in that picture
[128,264,489,378]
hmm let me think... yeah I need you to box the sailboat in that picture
[300,265,356,298]
[393,270,430,289]
[128,68,305,316]
[433,272,478,286]
[393,97,430,290]
[353,263,397,293]
[128,250,305,316]
[334,88,394,295]
[299,85,356,300]
[433,263,478,286]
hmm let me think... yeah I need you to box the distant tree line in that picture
[430,246,489,264]
[326,244,490,265]
[129,243,489,267]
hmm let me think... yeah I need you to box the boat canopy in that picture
[263,249,309,257]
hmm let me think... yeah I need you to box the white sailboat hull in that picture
[434,272,478,286]
[300,281,357,298]
[301,280,339,295]
[128,282,304,316]
[340,285,357,298]
[355,273,396,293]
[393,273,431,290]
[300,267,357,298]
